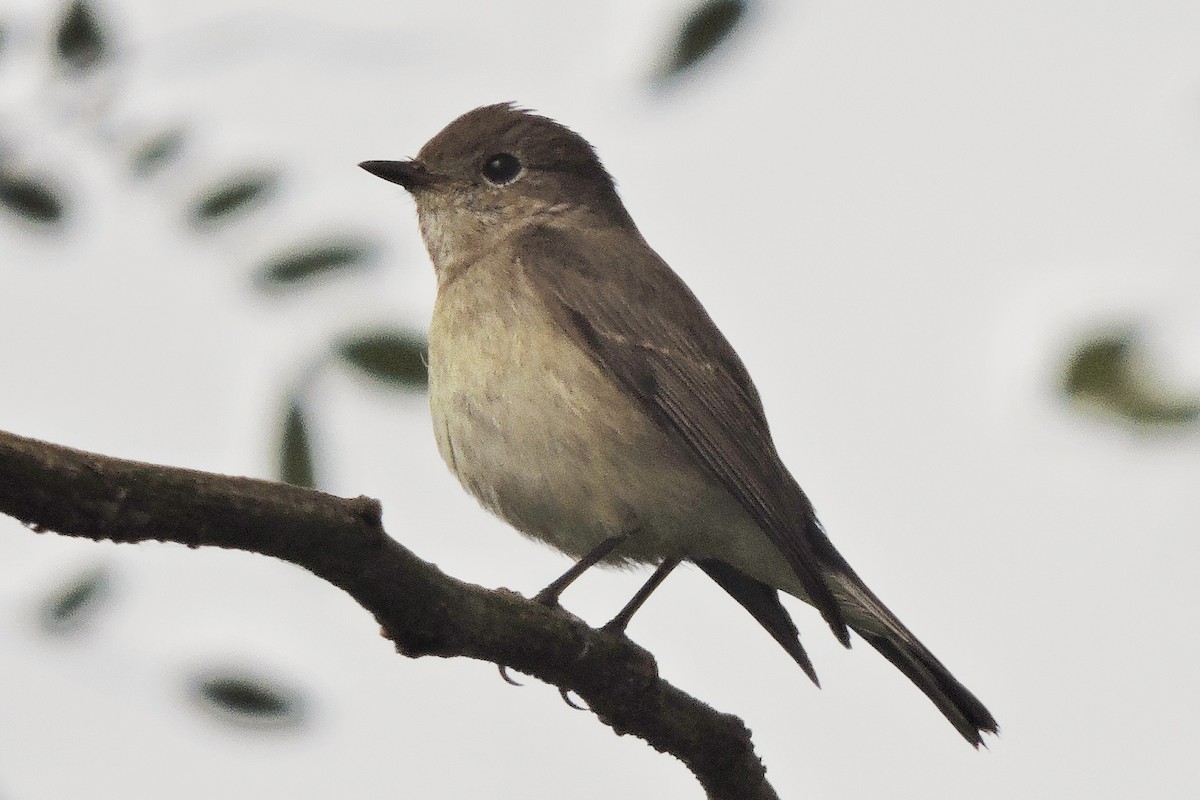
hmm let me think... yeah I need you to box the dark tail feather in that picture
[696,559,820,686]
[857,628,998,746]
[825,568,999,746]
[696,556,998,745]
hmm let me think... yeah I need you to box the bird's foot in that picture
[497,664,523,686]
[558,687,588,710]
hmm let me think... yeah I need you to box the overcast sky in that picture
[2,1,1200,798]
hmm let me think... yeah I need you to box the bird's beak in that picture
[358,159,440,191]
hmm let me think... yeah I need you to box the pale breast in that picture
[426,254,756,565]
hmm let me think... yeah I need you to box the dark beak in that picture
[358,159,440,191]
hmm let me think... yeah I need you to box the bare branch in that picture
[0,429,779,800]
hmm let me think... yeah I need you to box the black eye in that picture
[482,153,522,185]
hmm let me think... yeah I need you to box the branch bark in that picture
[0,429,779,800]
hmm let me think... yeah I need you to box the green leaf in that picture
[55,0,107,71]
[1062,331,1132,400]
[0,170,64,225]
[279,398,316,488]
[1062,328,1200,428]
[40,565,110,633]
[254,239,376,291]
[1120,396,1200,427]
[190,170,278,225]
[193,671,306,729]
[337,330,428,390]
[129,127,186,177]
[658,0,750,81]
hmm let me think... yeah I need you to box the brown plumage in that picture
[360,103,998,745]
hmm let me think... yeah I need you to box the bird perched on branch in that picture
[361,103,997,745]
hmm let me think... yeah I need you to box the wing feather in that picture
[518,223,850,644]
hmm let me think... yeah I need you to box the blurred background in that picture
[2,0,1199,797]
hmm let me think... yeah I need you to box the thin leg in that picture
[499,534,630,689]
[603,556,683,634]
[534,534,629,606]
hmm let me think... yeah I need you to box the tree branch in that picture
[0,429,779,800]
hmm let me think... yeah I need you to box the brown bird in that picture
[361,103,997,745]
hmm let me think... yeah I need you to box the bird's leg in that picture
[557,552,681,712]
[499,533,630,688]
[533,533,629,606]
[603,556,682,634]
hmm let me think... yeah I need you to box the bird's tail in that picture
[826,568,998,746]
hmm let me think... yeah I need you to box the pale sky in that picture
[2,1,1200,798]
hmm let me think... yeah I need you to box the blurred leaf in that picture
[0,170,64,225]
[129,127,186,177]
[337,329,428,390]
[254,239,377,291]
[55,0,107,71]
[279,398,316,488]
[1120,396,1200,426]
[40,565,110,633]
[658,0,750,81]
[190,170,278,225]
[1062,329,1200,428]
[1062,331,1132,400]
[193,671,306,729]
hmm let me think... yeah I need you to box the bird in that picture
[359,103,997,745]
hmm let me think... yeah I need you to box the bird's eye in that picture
[481,153,522,185]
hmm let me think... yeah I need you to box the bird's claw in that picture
[559,687,588,710]
[498,664,523,686]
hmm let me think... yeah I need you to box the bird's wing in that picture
[517,222,849,644]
